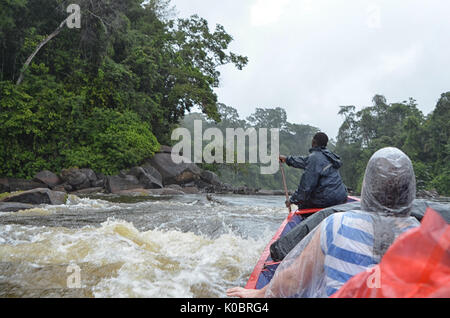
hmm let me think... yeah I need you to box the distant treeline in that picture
[335,94,449,196]
[180,104,321,191]
[181,94,449,196]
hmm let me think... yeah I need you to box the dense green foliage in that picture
[1,1,448,197]
[0,0,247,177]
[335,94,450,196]
[180,105,320,190]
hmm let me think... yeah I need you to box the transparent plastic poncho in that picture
[265,148,421,298]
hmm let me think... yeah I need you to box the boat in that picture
[245,197,360,290]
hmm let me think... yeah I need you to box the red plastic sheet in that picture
[332,208,450,298]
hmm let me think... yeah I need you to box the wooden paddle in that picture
[279,161,292,213]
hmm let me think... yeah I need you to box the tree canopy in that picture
[335,93,450,196]
[180,105,320,190]
[0,0,247,177]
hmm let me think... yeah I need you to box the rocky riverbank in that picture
[0,146,288,212]
[1,146,446,212]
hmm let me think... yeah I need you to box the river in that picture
[0,194,288,298]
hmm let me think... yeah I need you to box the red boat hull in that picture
[245,197,360,290]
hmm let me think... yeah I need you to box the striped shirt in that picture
[320,211,419,297]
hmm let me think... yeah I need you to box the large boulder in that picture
[141,163,163,184]
[127,166,163,189]
[0,202,35,213]
[0,178,9,193]
[200,170,223,187]
[148,152,202,186]
[60,168,90,190]
[92,172,107,188]
[60,168,98,191]
[34,170,62,188]
[106,175,141,194]
[2,178,47,192]
[80,168,97,183]
[1,188,67,205]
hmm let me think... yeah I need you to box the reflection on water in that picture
[0,194,288,298]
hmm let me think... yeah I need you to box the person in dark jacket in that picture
[280,132,348,210]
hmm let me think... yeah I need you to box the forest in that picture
[1,0,448,196]
[0,0,247,177]
[180,95,449,196]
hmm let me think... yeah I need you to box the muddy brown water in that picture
[0,194,288,298]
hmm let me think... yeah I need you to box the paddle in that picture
[279,161,292,213]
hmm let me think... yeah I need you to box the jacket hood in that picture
[312,147,343,169]
[361,147,416,216]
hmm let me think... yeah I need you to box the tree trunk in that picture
[16,19,67,85]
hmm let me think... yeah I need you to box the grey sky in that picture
[170,0,450,139]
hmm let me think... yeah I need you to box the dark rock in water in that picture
[181,187,200,194]
[141,163,163,185]
[61,168,89,190]
[34,170,62,188]
[6,178,47,192]
[0,202,35,212]
[93,172,107,188]
[106,175,141,194]
[233,186,258,195]
[127,166,163,189]
[200,171,222,187]
[60,168,98,191]
[206,194,227,205]
[79,168,97,183]
[52,183,72,193]
[91,179,105,188]
[148,152,202,186]
[0,178,9,193]
[211,183,235,194]
[1,188,67,205]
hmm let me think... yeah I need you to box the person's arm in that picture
[226,286,268,298]
[290,155,320,204]
[285,155,309,169]
[226,229,325,299]
[264,229,324,298]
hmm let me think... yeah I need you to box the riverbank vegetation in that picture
[0,1,448,196]
[180,95,449,196]
[0,0,247,177]
[335,94,449,196]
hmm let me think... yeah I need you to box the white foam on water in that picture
[0,217,272,298]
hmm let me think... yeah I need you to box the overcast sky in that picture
[170,0,450,139]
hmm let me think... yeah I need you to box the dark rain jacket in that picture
[286,147,348,208]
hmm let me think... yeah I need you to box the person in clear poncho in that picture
[227,147,421,298]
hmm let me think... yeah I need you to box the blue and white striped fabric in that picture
[320,212,378,297]
[320,211,419,297]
